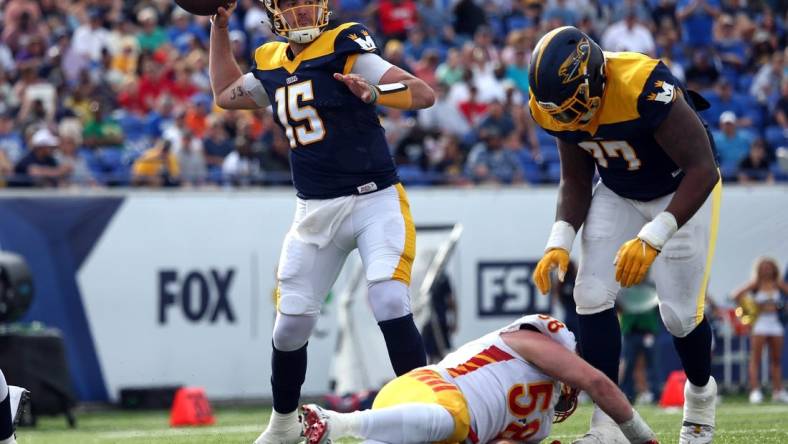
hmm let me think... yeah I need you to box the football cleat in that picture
[748,389,763,404]
[680,377,716,444]
[772,389,788,404]
[253,411,303,444]
[9,386,29,427]
[301,404,332,444]
[573,408,629,444]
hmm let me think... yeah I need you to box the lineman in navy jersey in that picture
[209,1,435,443]
[528,27,720,444]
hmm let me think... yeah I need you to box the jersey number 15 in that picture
[275,81,326,148]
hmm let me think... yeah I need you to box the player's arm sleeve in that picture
[241,73,270,107]
[637,61,682,130]
[348,52,394,84]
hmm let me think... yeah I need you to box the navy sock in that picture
[578,308,622,384]
[673,317,712,387]
[0,392,12,440]
[378,314,427,376]
[271,342,307,414]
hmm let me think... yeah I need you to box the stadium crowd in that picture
[0,0,786,187]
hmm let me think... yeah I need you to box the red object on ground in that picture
[659,370,687,408]
[170,387,215,427]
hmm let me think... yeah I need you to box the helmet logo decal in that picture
[558,38,590,85]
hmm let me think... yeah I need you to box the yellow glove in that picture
[614,239,659,288]
[532,248,570,295]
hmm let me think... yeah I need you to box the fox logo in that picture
[349,32,376,52]
[647,80,675,104]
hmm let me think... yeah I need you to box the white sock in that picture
[336,403,455,443]
[0,437,14,444]
[267,410,298,430]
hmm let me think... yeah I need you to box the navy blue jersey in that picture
[251,22,398,199]
[530,52,716,201]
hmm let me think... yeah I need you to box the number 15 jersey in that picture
[250,22,398,199]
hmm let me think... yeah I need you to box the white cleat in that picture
[8,386,29,427]
[749,389,763,404]
[572,407,629,444]
[772,389,788,404]
[253,410,304,444]
[301,404,332,444]
[680,376,716,444]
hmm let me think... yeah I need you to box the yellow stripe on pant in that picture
[694,179,722,325]
[391,183,416,285]
[372,369,471,444]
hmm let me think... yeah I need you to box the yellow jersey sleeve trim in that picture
[343,53,359,75]
[254,22,360,74]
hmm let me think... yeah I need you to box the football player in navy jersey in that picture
[209,1,435,443]
[528,27,720,444]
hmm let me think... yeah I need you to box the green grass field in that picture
[15,399,788,444]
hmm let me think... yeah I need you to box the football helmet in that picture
[529,26,606,127]
[263,0,331,44]
[553,383,579,423]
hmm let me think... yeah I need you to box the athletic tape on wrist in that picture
[637,211,678,251]
[545,220,576,253]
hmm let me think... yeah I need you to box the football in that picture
[174,0,231,16]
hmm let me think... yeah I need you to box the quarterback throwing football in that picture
[529,27,720,444]
[209,1,435,443]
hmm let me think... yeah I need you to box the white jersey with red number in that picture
[432,314,577,444]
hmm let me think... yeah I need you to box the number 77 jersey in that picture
[251,22,398,199]
[529,52,716,201]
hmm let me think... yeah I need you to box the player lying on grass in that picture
[302,314,659,444]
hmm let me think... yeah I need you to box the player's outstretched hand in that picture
[334,73,374,103]
[532,248,570,295]
[212,1,236,28]
[614,238,658,288]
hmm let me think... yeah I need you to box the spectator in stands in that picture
[713,111,752,167]
[176,132,207,187]
[0,112,24,168]
[775,78,788,131]
[601,8,656,56]
[432,134,469,186]
[136,8,167,53]
[82,101,123,149]
[706,79,752,129]
[453,0,486,38]
[11,128,70,187]
[458,85,488,128]
[203,115,234,172]
[375,0,418,42]
[435,48,464,86]
[479,100,515,141]
[71,8,111,63]
[750,49,785,106]
[737,138,774,184]
[684,49,720,90]
[260,130,291,185]
[222,134,263,187]
[168,7,208,55]
[713,14,747,82]
[131,139,180,187]
[732,257,788,404]
[676,0,721,49]
[465,128,524,184]
[381,108,414,149]
[418,83,470,137]
[56,133,95,187]
[543,0,577,28]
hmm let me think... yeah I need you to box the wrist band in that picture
[637,211,678,251]
[545,220,576,253]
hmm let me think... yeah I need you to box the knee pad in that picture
[368,280,411,322]
[574,276,617,315]
[659,301,696,338]
[272,313,318,351]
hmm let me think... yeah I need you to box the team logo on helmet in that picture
[558,38,591,85]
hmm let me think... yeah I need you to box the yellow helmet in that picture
[263,0,331,44]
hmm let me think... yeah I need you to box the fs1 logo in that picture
[158,269,236,324]
[477,262,551,316]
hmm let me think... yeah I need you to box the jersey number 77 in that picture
[275,80,326,148]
